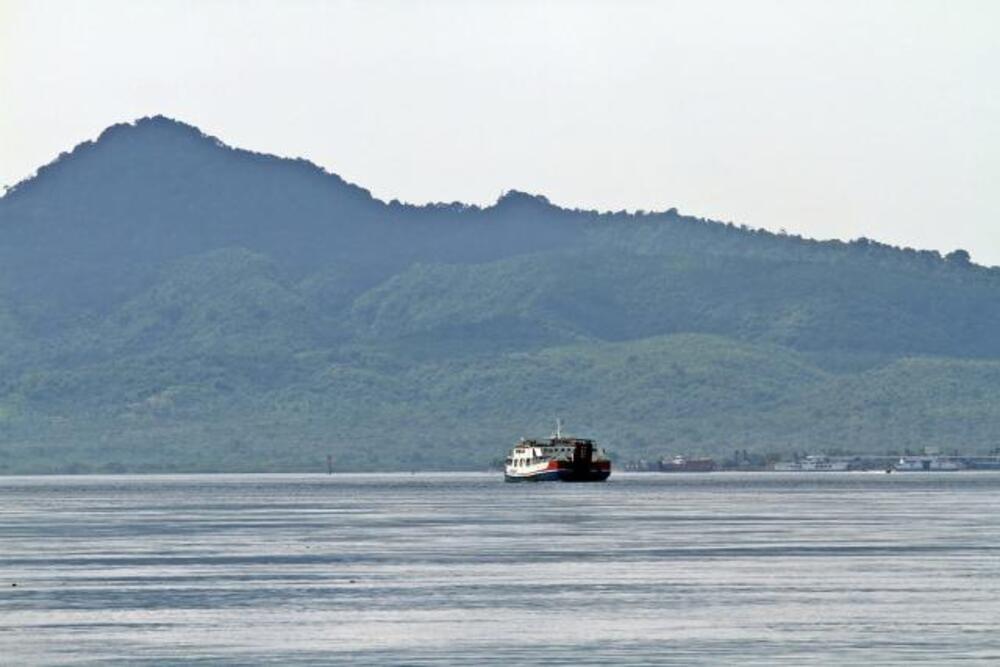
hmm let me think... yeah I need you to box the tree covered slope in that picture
[0,116,997,472]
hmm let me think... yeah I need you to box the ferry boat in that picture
[504,421,611,482]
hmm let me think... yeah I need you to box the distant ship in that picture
[966,456,1000,470]
[773,455,849,472]
[892,456,964,472]
[659,455,717,472]
[504,421,611,482]
[963,448,1000,470]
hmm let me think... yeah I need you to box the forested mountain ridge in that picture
[1,116,997,472]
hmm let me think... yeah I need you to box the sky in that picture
[2,0,998,264]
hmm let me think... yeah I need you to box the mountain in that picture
[1,116,998,472]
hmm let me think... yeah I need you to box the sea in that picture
[1,472,998,665]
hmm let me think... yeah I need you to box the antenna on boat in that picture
[555,418,562,439]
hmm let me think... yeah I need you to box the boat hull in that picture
[504,467,610,483]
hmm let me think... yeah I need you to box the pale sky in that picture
[2,0,998,264]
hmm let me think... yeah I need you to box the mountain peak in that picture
[1,115,378,206]
[493,189,555,211]
[96,115,213,144]
[87,116,239,160]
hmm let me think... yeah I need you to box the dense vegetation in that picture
[1,116,998,472]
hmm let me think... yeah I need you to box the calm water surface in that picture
[1,472,999,665]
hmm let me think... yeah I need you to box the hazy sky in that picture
[2,0,998,263]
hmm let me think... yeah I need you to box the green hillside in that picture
[2,334,999,473]
[0,116,998,472]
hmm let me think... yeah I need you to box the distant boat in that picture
[892,456,964,472]
[966,458,1000,470]
[504,421,611,482]
[965,449,1000,470]
[773,455,849,472]
[658,455,717,472]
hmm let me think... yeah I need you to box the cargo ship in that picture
[659,455,717,472]
[773,455,849,472]
[892,456,964,472]
[504,421,611,482]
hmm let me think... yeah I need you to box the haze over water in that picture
[2,473,999,665]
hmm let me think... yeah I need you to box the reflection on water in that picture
[1,473,999,665]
